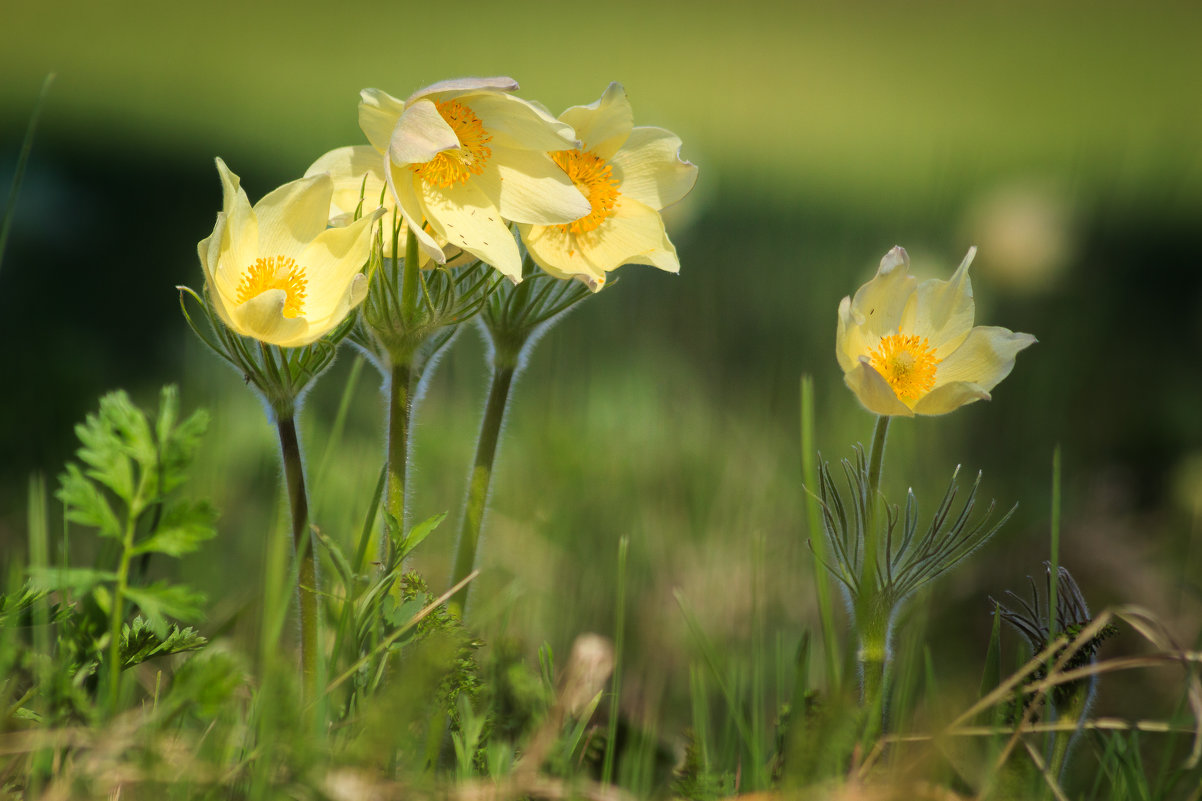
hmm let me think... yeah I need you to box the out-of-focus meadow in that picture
[3,0,1201,746]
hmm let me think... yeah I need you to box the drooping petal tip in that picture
[879,246,909,275]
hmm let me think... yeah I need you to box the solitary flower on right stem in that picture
[836,246,1036,417]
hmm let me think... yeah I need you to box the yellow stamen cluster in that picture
[236,255,307,318]
[411,100,493,188]
[550,149,620,235]
[868,334,941,401]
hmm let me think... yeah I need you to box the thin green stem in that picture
[858,414,891,710]
[107,505,137,714]
[277,415,319,701]
[385,358,414,559]
[866,414,890,504]
[401,222,421,322]
[449,361,517,617]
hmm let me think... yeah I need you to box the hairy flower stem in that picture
[857,415,891,710]
[385,359,414,557]
[1049,684,1089,779]
[380,229,423,561]
[449,349,521,618]
[277,415,319,701]
[858,596,890,722]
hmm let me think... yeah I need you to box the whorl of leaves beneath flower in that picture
[812,445,1015,608]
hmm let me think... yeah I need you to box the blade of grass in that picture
[749,529,767,790]
[313,354,366,491]
[801,376,840,691]
[324,570,479,694]
[602,535,628,785]
[674,589,755,760]
[689,664,712,775]
[0,74,53,279]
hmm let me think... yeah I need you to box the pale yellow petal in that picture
[847,246,917,340]
[305,145,392,218]
[214,221,250,303]
[359,88,406,152]
[610,127,698,210]
[255,173,333,258]
[487,148,591,225]
[198,214,239,329]
[935,326,1037,391]
[386,164,447,265]
[569,198,674,274]
[519,223,606,285]
[406,76,518,105]
[389,99,462,165]
[912,381,991,415]
[215,159,258,290]
[302,273,369,337]
[300,210,380,318]
[229,289,310,346]
[198,211,223,276]
[901,246,977,356]
[558,82,633,160]
[459,92,580,151]
[836,295,870,374]
[618,238,680,274]
[419,180,521,279]
[844,359,915,417]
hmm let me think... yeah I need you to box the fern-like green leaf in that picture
[121,616,208,669]
[28,566,118,595]
[56,463,122,539]
[131,500,217,557]
[124,583,206,637]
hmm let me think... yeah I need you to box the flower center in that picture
[235,255,307,318]
[411,100,493,188]
[550,149,620,235]
[868,334,940,401]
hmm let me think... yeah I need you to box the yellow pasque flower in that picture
[197,158,381,348]
[836,246,1036,416]
[358,77,591,281]
[518,82,698,291]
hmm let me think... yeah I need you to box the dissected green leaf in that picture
[0,581,49,625]
[153,385,180,456]
[131,500,217,557]
[124,583,206,637]
[159,387,210,496]
[101,391,157,469]
[121,616,207,668]
[56,463,122,539]
[28,567,118,595]
[73,391,157,507]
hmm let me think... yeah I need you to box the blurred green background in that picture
[3,0,1201,733]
